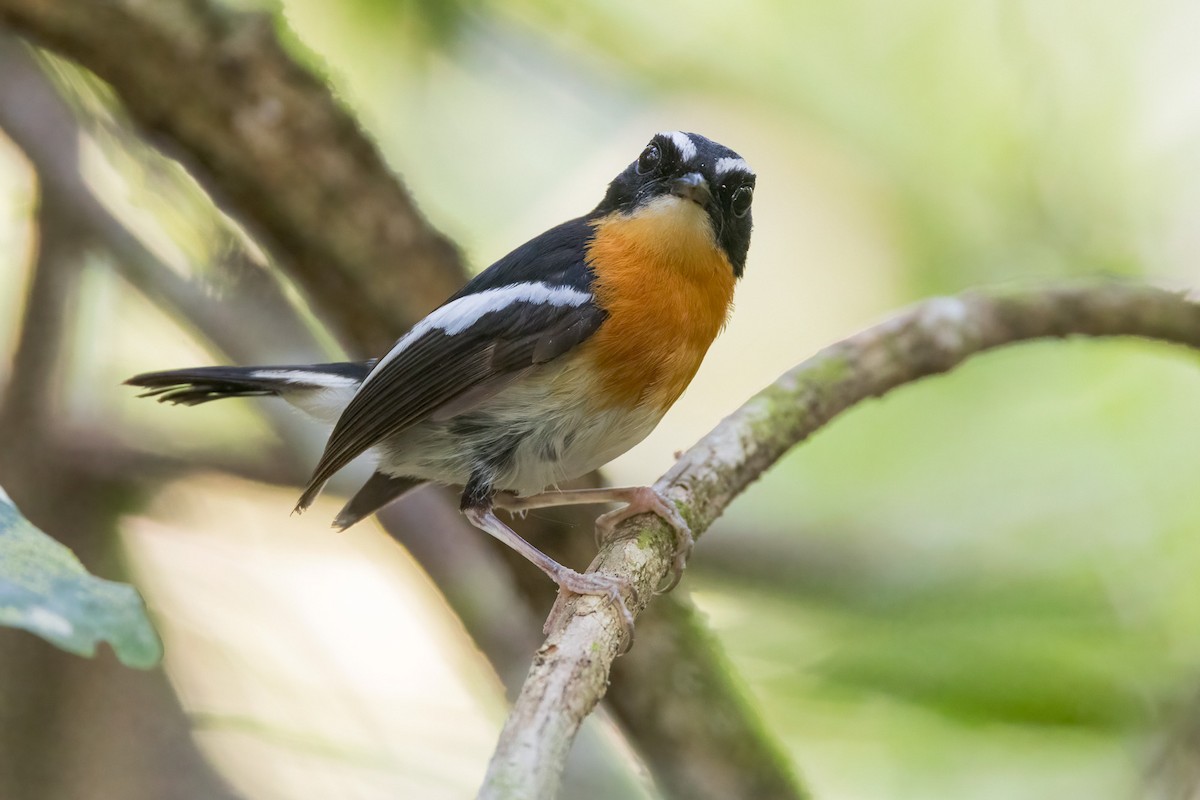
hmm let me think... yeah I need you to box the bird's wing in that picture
[296,280,605,510]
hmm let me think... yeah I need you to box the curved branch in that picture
[0,0,466,354]
[479,282,1200,799]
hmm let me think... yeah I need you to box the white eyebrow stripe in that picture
[715,156,753,176]
[660,131,697,162]
[360,282,592,388]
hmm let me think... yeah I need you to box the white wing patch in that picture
[362,282,592,388]
[660,131,697,162]
[715,156,753,177]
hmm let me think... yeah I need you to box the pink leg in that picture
[463,505,637,641]
[495,486,694,594]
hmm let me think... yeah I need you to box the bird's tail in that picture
[125,362,374,408]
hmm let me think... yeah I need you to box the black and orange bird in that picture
[127,131,755,631]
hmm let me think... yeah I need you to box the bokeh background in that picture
[3,1,1200,798]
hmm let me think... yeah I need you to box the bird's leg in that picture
[462,498,637,644]
[495,485,693,594]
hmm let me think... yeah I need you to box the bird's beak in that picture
[669,172,712,206]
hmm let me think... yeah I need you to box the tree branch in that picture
[480,282,1200,799]
[607,593,808,800]
[0,0,466,354]
[0,35,324,360]
[0,196,81,438]
[492,509,806,799]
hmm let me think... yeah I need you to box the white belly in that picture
[374,360,666,494]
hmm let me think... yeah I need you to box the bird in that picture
[127,131,755,638]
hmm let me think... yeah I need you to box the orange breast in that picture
[583,198,737,412]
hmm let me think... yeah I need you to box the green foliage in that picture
[0,487,162,669]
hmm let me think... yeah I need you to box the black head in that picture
[594,131,755,277]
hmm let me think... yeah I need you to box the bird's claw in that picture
[545,569,638,654]
[593,487,693,595]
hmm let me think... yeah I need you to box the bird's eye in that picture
[731,186,753,218]
[637,144,662,174]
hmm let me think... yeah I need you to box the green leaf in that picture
[0,486,162,669]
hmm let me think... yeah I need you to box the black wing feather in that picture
[448,216,596,298]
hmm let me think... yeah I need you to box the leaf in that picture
[0,486,162,669]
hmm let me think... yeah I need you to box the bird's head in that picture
[596,131,755,277]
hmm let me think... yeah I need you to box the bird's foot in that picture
[594,486,693,594]
[545,566,638,654]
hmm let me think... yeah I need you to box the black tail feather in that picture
[125,362,374,407]
[126,366,288,406]
[333,472,425,530]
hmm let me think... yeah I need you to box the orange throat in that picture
[584,196,737,412]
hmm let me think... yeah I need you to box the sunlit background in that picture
[4,1,1200,798]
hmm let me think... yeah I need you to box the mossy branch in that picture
[479,282,1200,799]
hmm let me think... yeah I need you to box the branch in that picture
[0,35,323,359]
[1147,686,1200,799]
[0,189,83,441]
[480,282,1200,799]
[607,594,807,799]
[490,508,806,799]
[0,0,466,354]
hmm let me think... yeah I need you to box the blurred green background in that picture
[3,1,1200,798]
